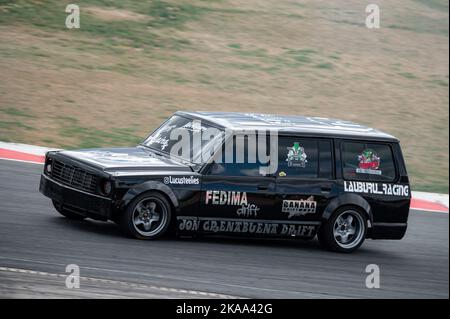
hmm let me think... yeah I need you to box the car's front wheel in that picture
[52,200,86,220]
[318,206,367,253]
[120,192,172,240]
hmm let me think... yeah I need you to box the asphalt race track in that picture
[0,159,448,298]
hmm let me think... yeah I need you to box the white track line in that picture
[0,266,240,299]
[410,208,448,214]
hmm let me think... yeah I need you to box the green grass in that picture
[146,1,210,29]
[414,0,449,11]
[0,0,208,50]
[387,24,448,36]
[315,62,334,70]
[0,0,271,54]
[409,166,449,193]
[234,48,267,58]
[429,79,449,87]
[399,72,416,79]
[54,116,142,148]
[228,43,242,49]
[328,54,340,60]
[59,124,142,149]
[285,49,316,64]
[413,181,449,194]
[0,120,34,131]
[1,107,35,118]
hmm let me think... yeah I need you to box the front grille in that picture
[51,160,98,194]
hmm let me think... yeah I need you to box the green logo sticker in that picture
[286,142,307,168]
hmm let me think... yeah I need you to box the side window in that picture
[208,135,267,177]
[277,137,320,178]
[341,142,396,182]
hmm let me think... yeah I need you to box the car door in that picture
[275,136,337,222]
[199,134,276,222]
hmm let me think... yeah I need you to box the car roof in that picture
[176,111,398,142]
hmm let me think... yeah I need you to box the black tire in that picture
[318,206,367,253]
[52,200,86,221]
[120,191,172,240]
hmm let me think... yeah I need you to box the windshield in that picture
[142,115,224,165]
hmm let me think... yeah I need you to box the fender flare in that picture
[120,181,179,210]
[321,193,373,227]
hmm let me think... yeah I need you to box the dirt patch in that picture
[85,7,150,22]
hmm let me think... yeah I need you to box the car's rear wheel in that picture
[318,206,367,253]
[52,200,86,220]
[120,192,172,240]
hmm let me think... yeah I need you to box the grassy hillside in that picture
[0,0,448,193]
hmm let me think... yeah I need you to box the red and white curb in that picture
[0,142,55,164]
[410,192,449,214]
[0,142,448,214]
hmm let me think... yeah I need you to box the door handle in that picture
[257,184,270,190]
[321,186,332,193]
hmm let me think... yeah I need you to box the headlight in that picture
[102,180,112,195]
[45,159,52,175]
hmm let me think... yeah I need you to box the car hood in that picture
[59,147,192,172]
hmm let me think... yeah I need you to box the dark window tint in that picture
[208,135,268,177]
[277,138,319,178]
[342,142,396,182]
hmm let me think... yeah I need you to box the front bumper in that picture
[39,173,113,220]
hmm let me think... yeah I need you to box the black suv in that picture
[39,112,410,253]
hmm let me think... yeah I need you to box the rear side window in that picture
[341,142,396,182]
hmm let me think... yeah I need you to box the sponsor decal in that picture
[163,176,200,185]
[286,142,307,167]
[356,149,381,175]
[162,124,177,132]
[344,181,409,197]
[177,217,316,237]
[282,196,317,218]
[205,190,248,206]
[236,203,260,217]
[181,121,208,133]
[146,135,170,150]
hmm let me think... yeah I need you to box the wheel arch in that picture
[120,181,179,212]
[321,193,373,227]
